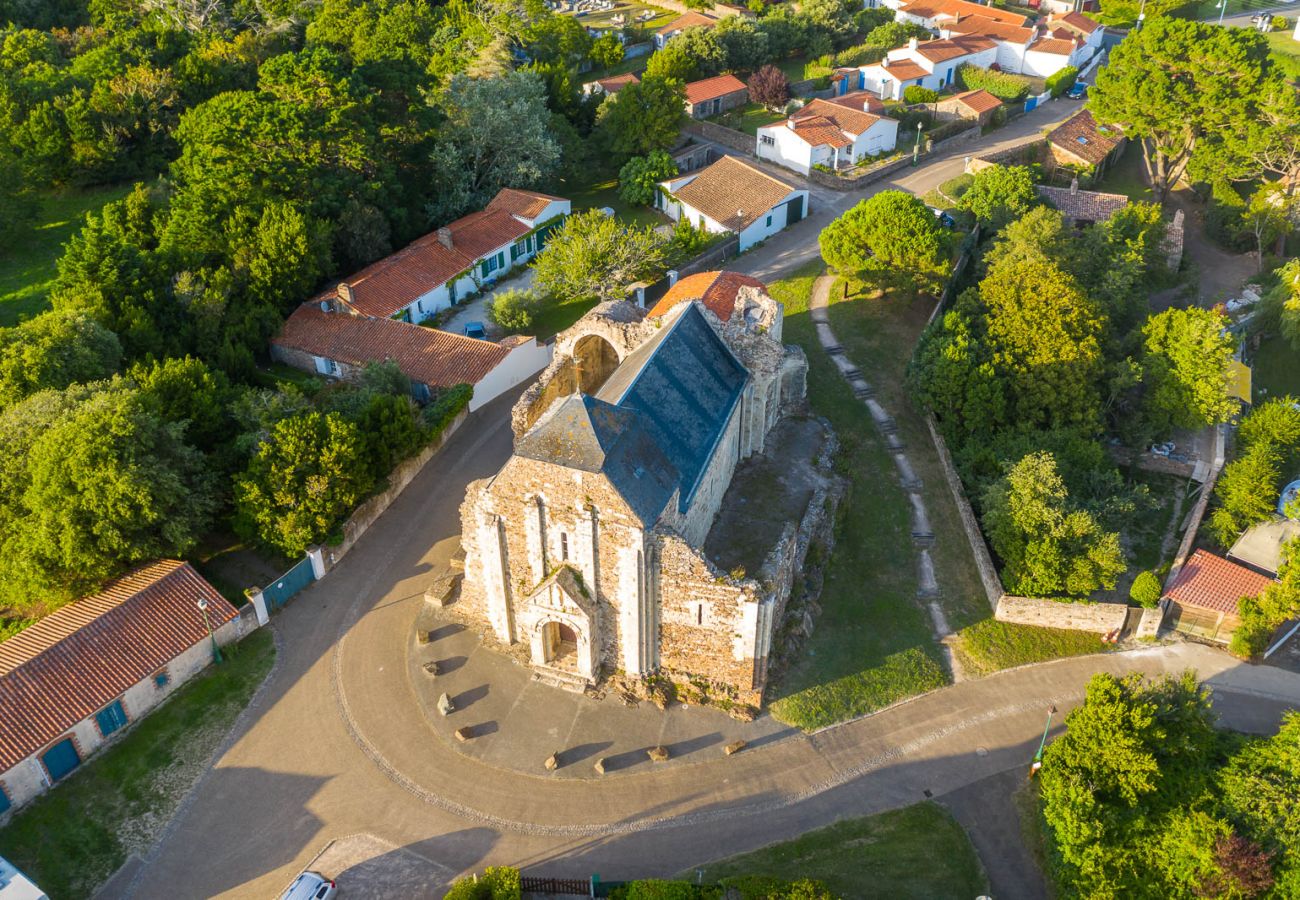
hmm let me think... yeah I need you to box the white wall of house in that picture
[468,339,554,412]
[860,64,939,99]
[0,616,249,818]
[756,124,816,175]
[942,29,1030,73]
[736,190,809,251]
[1022,47,1074,77]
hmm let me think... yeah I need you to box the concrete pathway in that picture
[121,387,1300,898]
[941,768,1049,900]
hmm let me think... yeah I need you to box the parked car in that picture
[279,871,336,900]
[928,206,956,229]
[1066,82,1087,100]
[1150,442,1176,458]
[464,321,487,340]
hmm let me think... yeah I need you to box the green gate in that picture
[41,738,81,782]
[263,556,317,610]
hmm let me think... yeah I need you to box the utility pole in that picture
[197,597,223,664]
[1030,705,1057,777]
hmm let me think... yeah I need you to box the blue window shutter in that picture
[96,699,127,736]
[0,786,10,813]
[481,259,490,277]
[510,243,518,261]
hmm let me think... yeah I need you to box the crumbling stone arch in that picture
[571,333,620,395]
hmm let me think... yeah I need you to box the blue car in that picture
[464,321,487,340]
[1066,82,1087,100]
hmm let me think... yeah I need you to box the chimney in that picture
[337,283,354,307]
[437,227,453,250]
[1070,176,1079,195]
[908,37,919,51]
[882,57,890,68]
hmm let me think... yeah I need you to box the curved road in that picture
[125,100,1300,898]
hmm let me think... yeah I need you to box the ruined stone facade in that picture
[458,278,814,702]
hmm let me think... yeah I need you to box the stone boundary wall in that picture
[683,120,754,155]
[1105,445,1197,479]
[678,235,741,276]
[807,124,982,191]
[636,0,746,18]
[324,407,470,569]
[1136,605,1164,640]
[925,414,1004,606]
[1165,424,1228,591]
[995,595,1128,633]
[966,138,1048,174]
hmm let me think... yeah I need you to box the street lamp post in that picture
[1030,705,1057,777]
[1217,0,1228,26]
[912,121,923,166]
[197,597,222,664]
[1136,0,1147,28]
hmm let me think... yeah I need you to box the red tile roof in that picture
[792,97,885,136]
[947,14,1035,43]
[331,189,565,319]
[657,11,717,35]
[647,270,769,321]
[873,59,930,82]
[594,72,639,94]
[791,117,853,149]
[274,304,511,388]
[899,0,1029,26]
[824,91,886,115]
[913,35,996,63]
[666,156,797,232]
[1048,109,1123,166]
[0,561,239,772]
[1029,36,1078,56]
[951,88,1003,114]
[1053,11,1101,34]
[1163,549,1275,616]
[684,74,748,106]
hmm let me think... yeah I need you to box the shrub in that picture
[959,63,1031,101]
[748,63,790,109]
[903,85,939,104]
[422,383,472,437]
[1045,65,1078,98]
[1205,179,1252,252]
[487,288,540,333]
[618,150,678,206]
[1271,15,1288,30]
[1129,570,1162,608]
[444,866,522,900]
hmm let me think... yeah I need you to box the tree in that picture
[1272,259,1300,351]
[531,209,667,303]
[444,866,521,900]
[589,32,624,70]
[234,412,374,557]
[1208,396,1300,546]
[1242,182,1297,269]
[428,71,562,222]
[1130,570,1162,608]
[130,355,232,452]
[957,165,1038,232]
[618,150,677,206]
[981,451,1125,596]
[643,38,702,83]
[747,64,790,110]
[487,288,541,333]
[818,191,948,294]
[902,85,938,104]
[909,298,1007,438]
[0,385,216,607]
[0,310,121,410]
[714,16,769,72]
[1141,307,1236,433]
[1089,19,1273,202]
[1095,0,1184,26]
[798,0,856,45]
[596,76,685,159]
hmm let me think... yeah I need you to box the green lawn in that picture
[556,170,668,230]
[690,802,989,899]
[0,183,135,327]
[776,55,833,84]
[1097,147,1154,203]
[1252,334,1300,403]
[708,102,786,136]
[1265,29,1300,81]
[763,264,983,732]
[0,629,275,900]
[531,297,600,340]
[952,619,1110,677]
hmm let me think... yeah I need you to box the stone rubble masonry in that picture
[1162,208,1185,272]
[926,414,1003,606]
[994,595,1128,634]
[1136,606,1164,640]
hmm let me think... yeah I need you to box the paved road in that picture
[121,103,1300,898]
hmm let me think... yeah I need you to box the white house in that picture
[323,188,570,325]
[654,11,718,49]
[756,94,900,176]
[272,304,552,412]
[657,155,809,252]
[1046,12,1105,62]
[1022,35,1083,77]
[940,15,1036,73]
[0,562,252,818]
[883,0,1030,32]
[859,35,997,99]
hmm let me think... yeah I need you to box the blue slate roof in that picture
[516,303,749,522]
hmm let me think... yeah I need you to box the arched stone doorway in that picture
[541,620,579,667]
[572,333,619,394]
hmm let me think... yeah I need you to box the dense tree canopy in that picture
[819,191,948,294]
[532,209,666,303]
[1141,307,1236,433]
[0,310,121,409]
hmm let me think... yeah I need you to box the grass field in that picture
[0,630,275,900]
[531,297,601,340]
[1098,148,1154,203]
[1265,29,1300,81]
[0,183,134,327]
[708,102,786,136]
[763,265,987,731]
[558,169,668,230]
[690,802,989,898]
[1252,334,1300,402]
[952,619,1110,677]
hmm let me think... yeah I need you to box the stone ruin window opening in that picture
[560,532,569,561]
[572,333,620,394]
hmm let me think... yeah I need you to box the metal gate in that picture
[41,738,81,782]
[263,556,317,610]
[785,194,805,225]
[1024,95,1039,113]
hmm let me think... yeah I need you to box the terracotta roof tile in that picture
[0,561,239,772]
[684,74,747,106]
[486,188,565,221]
[1054,11,1100,34]
[824,91,886,115]
[647,270,769,320]
[1036,185,1129,222]
[1030,36,1078,56]
[947,14,1035,43]
[913,35,996,63]
[666,156,797,232]
[791,118,853,149]
[594,72,639,94]
[274,305,510,388]
[951,88,1003,114]
[657,11,717,35]
[1048,109,1122,166]
[899,0,1029,26]
[792,97,884,136]
[1164,549,1275,616]
[873,59,930,81]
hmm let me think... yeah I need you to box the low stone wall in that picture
[678,235,740,276]
[967,138,1048,174]
[682,120,754,155]
[1136,605,1164,640]
[995,595,1128,634]
[324,407,470,568]
[925,415,1003,606]
[807,154,912,191]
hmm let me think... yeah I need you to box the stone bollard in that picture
[647,746,669,763]
[424,573,461,608]
[724,740,746,756]
[437,693,455,716]
[416,628,431,645]
[423,660,442,677]
[545,752,560,771]
[454,726,473,743]
[594,758,607,775]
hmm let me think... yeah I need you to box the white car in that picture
[279,871,337,900]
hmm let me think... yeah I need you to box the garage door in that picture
[785,195,805,225]
[41,738,81,782]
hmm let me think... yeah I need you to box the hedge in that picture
[1045,65,1078,98]
[422,382,472,438]
[902,85,939,104]
[958,63,1031,101]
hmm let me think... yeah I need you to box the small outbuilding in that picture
[1162,549,1276,643]
[684,74,749,119]
[656,156,809,252]
[1047,110,1125,176]
[935,88,1003,125]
